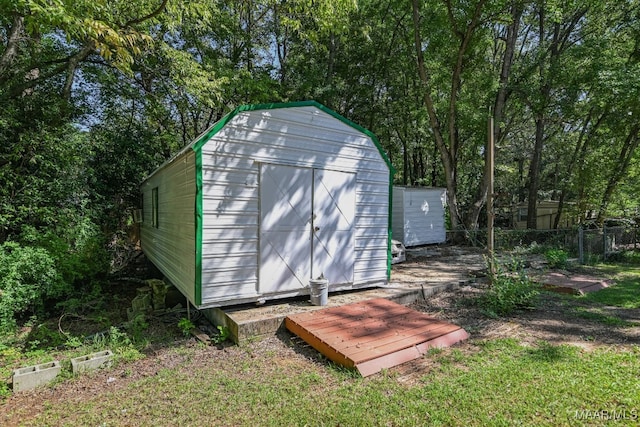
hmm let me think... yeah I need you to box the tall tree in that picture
[411,0,518,231]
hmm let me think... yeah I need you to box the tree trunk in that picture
[411,0,485,231]
[411,0,460,229]
[400,133,409,185]
[553,110,605,228]
[466,1,522,229]
[524,5,587,228]
[0,14,24,82]
[596,125,640,222]
[494,2,523,144]
[526,113,545,229]
[62,42,94,99]
[431,143,438,186]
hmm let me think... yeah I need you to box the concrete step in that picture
[202,282,458,345]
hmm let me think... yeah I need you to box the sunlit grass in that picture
[580,265,640,309]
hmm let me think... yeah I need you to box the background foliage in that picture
[1,0,639,331]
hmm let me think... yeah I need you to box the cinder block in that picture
[12,361,61,392]
[71,350,113,374]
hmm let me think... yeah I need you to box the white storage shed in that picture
[140,101,394,308]
[392,187,447,247]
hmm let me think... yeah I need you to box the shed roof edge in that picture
[141,100,395,184]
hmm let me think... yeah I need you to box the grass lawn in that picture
[580,264,640,309]
[1,262,639,426]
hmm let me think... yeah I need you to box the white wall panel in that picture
[392,187,446,246]
[140,151,196,302]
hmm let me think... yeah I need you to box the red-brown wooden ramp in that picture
[285,298,469,377]
[535,272,611,295]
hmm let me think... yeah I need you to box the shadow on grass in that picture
[524,341,580,363]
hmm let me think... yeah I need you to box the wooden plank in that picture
[288,312,454,353]
[356,328,470,377]
[287,307,457,355]
[344,324,462,363]
[356,345,422,377]
[288,299,411,329]
[288,298,436,332]
[285,298,469,377]
[284,317,355,368]
[332,319,455,353]
[304,313,443,337]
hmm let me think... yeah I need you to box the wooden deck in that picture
[285,298,469,377]
[536,272,610,295]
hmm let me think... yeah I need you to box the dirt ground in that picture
[2,245,639,418]
[397,245,640,348]
[390,246,640,383]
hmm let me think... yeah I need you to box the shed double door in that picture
[259,164,355,294]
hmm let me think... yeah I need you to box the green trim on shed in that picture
[189,101,396,282]
[194,150,203,306]
[192,101,395,173]
[387,177,394,280]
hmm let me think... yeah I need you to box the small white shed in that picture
[392,187,447,247]
[140,101,394,308]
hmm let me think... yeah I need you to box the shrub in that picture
[20,221,109,287]
[0,220,109,334]
[178,318,195,337]
[0,241,67,332]
[480,257,540,317]
[605,250,640,265]
[545,249,568,269]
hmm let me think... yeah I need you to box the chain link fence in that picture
[446,226,639,263]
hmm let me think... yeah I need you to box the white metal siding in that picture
[392,187,446,246]
[391,188,406,242]
[141,152,196,302]
[199,106,389,306]
[200,154,260,305]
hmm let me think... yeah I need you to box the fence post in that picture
[578,227,584,265]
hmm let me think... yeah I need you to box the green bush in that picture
[0,220,109,334]
[605,250,640,265]
[0,241,67,332]
[545,249,568,269]
[480,257,540,317]
[178,318,195,337]
[20,221,109,287]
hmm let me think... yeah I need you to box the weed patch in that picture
[545,249,569,268]
[479,257,541,317]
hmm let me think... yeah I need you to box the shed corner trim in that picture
[194,148,203,306]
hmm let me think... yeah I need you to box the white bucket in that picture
[309,278,329,306]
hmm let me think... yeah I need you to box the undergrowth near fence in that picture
[479,256,541,317]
